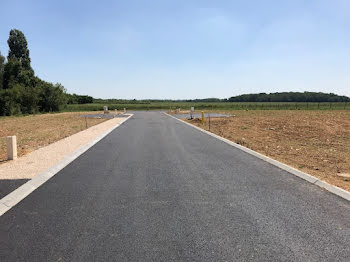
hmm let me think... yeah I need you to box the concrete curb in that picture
[0,114,133,216]
[164,113,350,202]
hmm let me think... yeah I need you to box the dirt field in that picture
[0,112,108,163]
[186,110,350,192]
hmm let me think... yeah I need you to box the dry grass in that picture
[186,110,350,192]
[0,112,108,163]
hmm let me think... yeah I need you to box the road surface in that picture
[1,112,349,261]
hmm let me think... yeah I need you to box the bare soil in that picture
[0,112,107,163]
[186,110,350,192]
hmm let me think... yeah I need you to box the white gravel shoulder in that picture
[0,117,127,179]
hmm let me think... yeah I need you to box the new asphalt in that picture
[0,112,349,261]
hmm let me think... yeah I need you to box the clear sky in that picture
[1,0,350,99]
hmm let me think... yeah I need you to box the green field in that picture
[65,102,350,112]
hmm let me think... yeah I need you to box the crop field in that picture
[0,112,107,163]
[185,110,350,191]
[66,101,350,112]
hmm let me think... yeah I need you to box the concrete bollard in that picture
[7,136,17,160]
[123,108,126,113]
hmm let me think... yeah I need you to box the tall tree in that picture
[0,51,5,89]
[7,29,32,71]
[3,29,35,89]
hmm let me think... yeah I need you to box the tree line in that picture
[228,92,350,103]
[93,92,350,104]
[66,94,94,104]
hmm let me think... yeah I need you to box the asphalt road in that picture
[0,179,29,199]
[1,112,349,261]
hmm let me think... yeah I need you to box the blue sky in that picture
[1,0,350,99]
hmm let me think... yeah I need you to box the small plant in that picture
[241,126,248,130]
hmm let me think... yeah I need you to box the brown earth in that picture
[0,112,108,163]
[186,110,350,192]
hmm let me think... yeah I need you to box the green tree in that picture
[38,81,67,112]
[0,51,5,89]
[0,85,22,115]
[3,30,35,89]
[7,29,32,71]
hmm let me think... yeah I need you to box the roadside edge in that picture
[164,113,350,201]
[0,114,133,216]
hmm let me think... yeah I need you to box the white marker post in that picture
[7,136,17,160]
[190,107,194,119]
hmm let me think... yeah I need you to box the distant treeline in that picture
[93,98,226,104]
[67,94,94,104]
[93,93,350,104]
[228,92,350,103]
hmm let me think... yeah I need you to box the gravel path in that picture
[79,114,129,119]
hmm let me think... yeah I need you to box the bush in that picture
[38,82,67,112]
